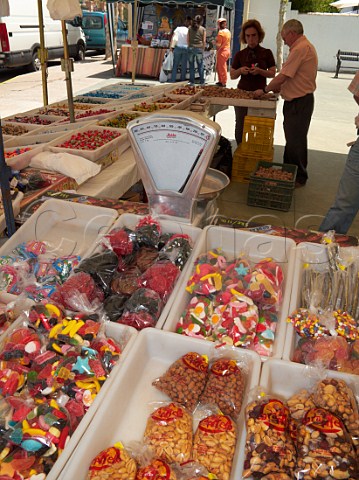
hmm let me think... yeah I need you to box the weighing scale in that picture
[127,111,229,225]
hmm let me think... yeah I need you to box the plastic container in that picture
[231,358,359,478]
[231,144,274,183]
[1,121,43,137]
[241,116,275,154]
[283,241,329,362]
[5,144,43,170]
[0,316,137,480]
[91,213,202,329]
[247,161,297,211]
[55,327,262,480]
[163,225,296,360]
[46,125,128,163]
[0,198,118,259]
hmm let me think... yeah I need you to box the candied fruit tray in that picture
[46,125,128,162]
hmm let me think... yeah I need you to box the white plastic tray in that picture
[0,317,137,480]
[0,198,118,260]
[92,213,202,329]
[163,226,297,360]
[0,191,23,234]
[2,121,43,137]
[5,144,44,170]
[283,241,330,362]
[46,125,128,162]
[56,328,262,480]
[231,358,359,480]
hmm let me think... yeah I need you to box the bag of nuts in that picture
[135,458,177,480]
[312,378,359,455]
[295,407,359,479]
[152,352,209,411]
[199,355,247,420]
[87,442,137,479]
[176,460,216,479]
[192,413,237,480]
[242,398,296,478]
[143,402,193,464]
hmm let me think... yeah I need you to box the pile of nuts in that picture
[254,165,294,181]
[2,123,30,136]
[243,378,359,479]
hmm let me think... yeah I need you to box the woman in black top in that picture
[230,19,276,144]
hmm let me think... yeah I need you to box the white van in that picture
[0,0,86,71]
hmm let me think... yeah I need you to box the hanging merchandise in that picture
[46,0,81,21]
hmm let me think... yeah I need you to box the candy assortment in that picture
[0,301,126,478]
[81,216,196,330]
[55,128,121,150]
[176,249,284,356]
[0,240,80,301]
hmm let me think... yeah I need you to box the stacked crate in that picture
[231,116,275,183]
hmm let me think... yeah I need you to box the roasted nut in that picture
[242,399,296,479]
[199,358,245,419]
[192,414,237,480]
[295,407,358,479]
[144,403,192,464]
[313,378,359,455]
[152,352,208,411]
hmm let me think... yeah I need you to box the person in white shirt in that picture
[170,17,191,82]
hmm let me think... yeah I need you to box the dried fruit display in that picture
[7,115,54,125]
[55,129,121,150]
[132,102,174,112]
[100,112,140,128]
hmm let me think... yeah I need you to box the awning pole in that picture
[37,0,48,106]
[61,20,75,123]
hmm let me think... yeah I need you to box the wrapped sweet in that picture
[118,288,162,330]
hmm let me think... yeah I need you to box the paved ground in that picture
[1,57,358,236]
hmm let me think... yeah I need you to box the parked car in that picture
[0,0,86,71]
[82,11,128,52]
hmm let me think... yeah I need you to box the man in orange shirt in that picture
[215,18,231,87]
[255,19,318,187]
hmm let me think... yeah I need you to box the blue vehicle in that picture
[82,11,128,52]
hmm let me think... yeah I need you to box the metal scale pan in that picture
[127,110,229,224]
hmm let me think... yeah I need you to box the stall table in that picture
[116,45,167,78]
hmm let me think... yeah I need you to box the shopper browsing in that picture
[319,71,359,234]
[170,17,191,83]
[230,19,276,145]
[254,19,318,187]
[187,15,206,86]
[215,18,231,87]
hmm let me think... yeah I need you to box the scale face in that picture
[127,111,221,223]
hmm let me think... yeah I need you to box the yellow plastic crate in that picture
[231,144,274,183]
[241,116,275,154]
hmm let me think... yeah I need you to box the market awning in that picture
[107,0,234,9]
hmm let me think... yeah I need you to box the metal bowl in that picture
[199,168,230,199]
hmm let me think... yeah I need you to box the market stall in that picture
[1,72,359,480]
[115,0,234,80]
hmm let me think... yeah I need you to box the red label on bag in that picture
[182,352,208,372]
[89,446,122,471]
[151,403,184,424]
[303,408,344,435]
[259,399,289,432]
[211,359,239,376]
[198,414,234,434]
[136,459,171,479]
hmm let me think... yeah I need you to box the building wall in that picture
[244,0,359,72]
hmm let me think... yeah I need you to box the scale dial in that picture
[129,117,212,192]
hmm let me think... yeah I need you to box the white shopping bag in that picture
[46,0,82,20]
